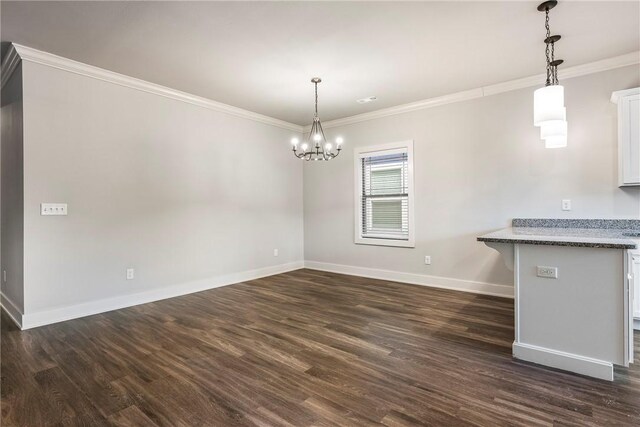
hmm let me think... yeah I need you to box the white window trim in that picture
[354,140,415,248]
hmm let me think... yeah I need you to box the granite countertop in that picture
[477,219,640,249]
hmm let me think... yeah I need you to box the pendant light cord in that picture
[551,41,558,84]
[545,8,551,86]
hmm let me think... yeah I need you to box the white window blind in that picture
[360,150,409,240]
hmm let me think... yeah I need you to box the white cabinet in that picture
[611,88,640,187]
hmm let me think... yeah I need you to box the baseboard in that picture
[303,260,513,298]
[20,261,304,330]
[634,318,640,331]
[513,341,613,381]
[0,293,23,328]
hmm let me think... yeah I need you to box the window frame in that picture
[354,140,415,248]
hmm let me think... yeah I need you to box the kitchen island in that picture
[478,219,639,381]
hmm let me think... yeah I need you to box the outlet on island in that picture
[537,266,558,279]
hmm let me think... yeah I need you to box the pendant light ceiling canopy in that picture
[533,0,567,149]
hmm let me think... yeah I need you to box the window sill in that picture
[355,237,415,248]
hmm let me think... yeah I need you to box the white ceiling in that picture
[2,1,639,125]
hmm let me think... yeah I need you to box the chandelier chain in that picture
[314,81,318,116]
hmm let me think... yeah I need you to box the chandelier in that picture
[291,78,343,161]
[533,1,567,148]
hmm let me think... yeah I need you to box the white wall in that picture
[19,61,303,318]
[303,65,640,290]
[1,63,24,313]
[3,50,639,326]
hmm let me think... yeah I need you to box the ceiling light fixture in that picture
[357,96,377,104]
[291,78,343,161]
[533,1,567,148]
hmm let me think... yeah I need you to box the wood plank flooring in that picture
[2,268,639,426]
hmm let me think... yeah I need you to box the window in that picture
[354,141,414,247]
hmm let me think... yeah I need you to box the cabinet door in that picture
[625,252,635,365]
[633,252,640,320]
[619,94,640,186]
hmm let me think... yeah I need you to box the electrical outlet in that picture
[561,199,571,211]
[273,249,279,257]
[424,256,431,265]
[2,270,6,283]
[126,268,135,280]
[537,266,558,279]
[41,203,68,216]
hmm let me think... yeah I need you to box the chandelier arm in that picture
[308,120,316,145]
[317,120,331,152]
[318,121,330,159]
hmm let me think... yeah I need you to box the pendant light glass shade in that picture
[540,118,568,148]
[533,85,565,126]
[540,119,567,139]
[544,134,567,149]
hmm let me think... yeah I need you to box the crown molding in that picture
[306,88,484,132]
[1,43,22,88]
[4,42,637,134]
[308,50,640,131]
[6,43,303,133]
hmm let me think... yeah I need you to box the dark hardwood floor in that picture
[1,269,639,426]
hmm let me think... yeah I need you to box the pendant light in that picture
[290,78,343,161]
[533,1,567,148]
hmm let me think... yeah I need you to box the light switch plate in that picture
[41,203,67,216]
[537,266,558,279]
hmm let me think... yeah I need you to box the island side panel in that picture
[516,245,625,365]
